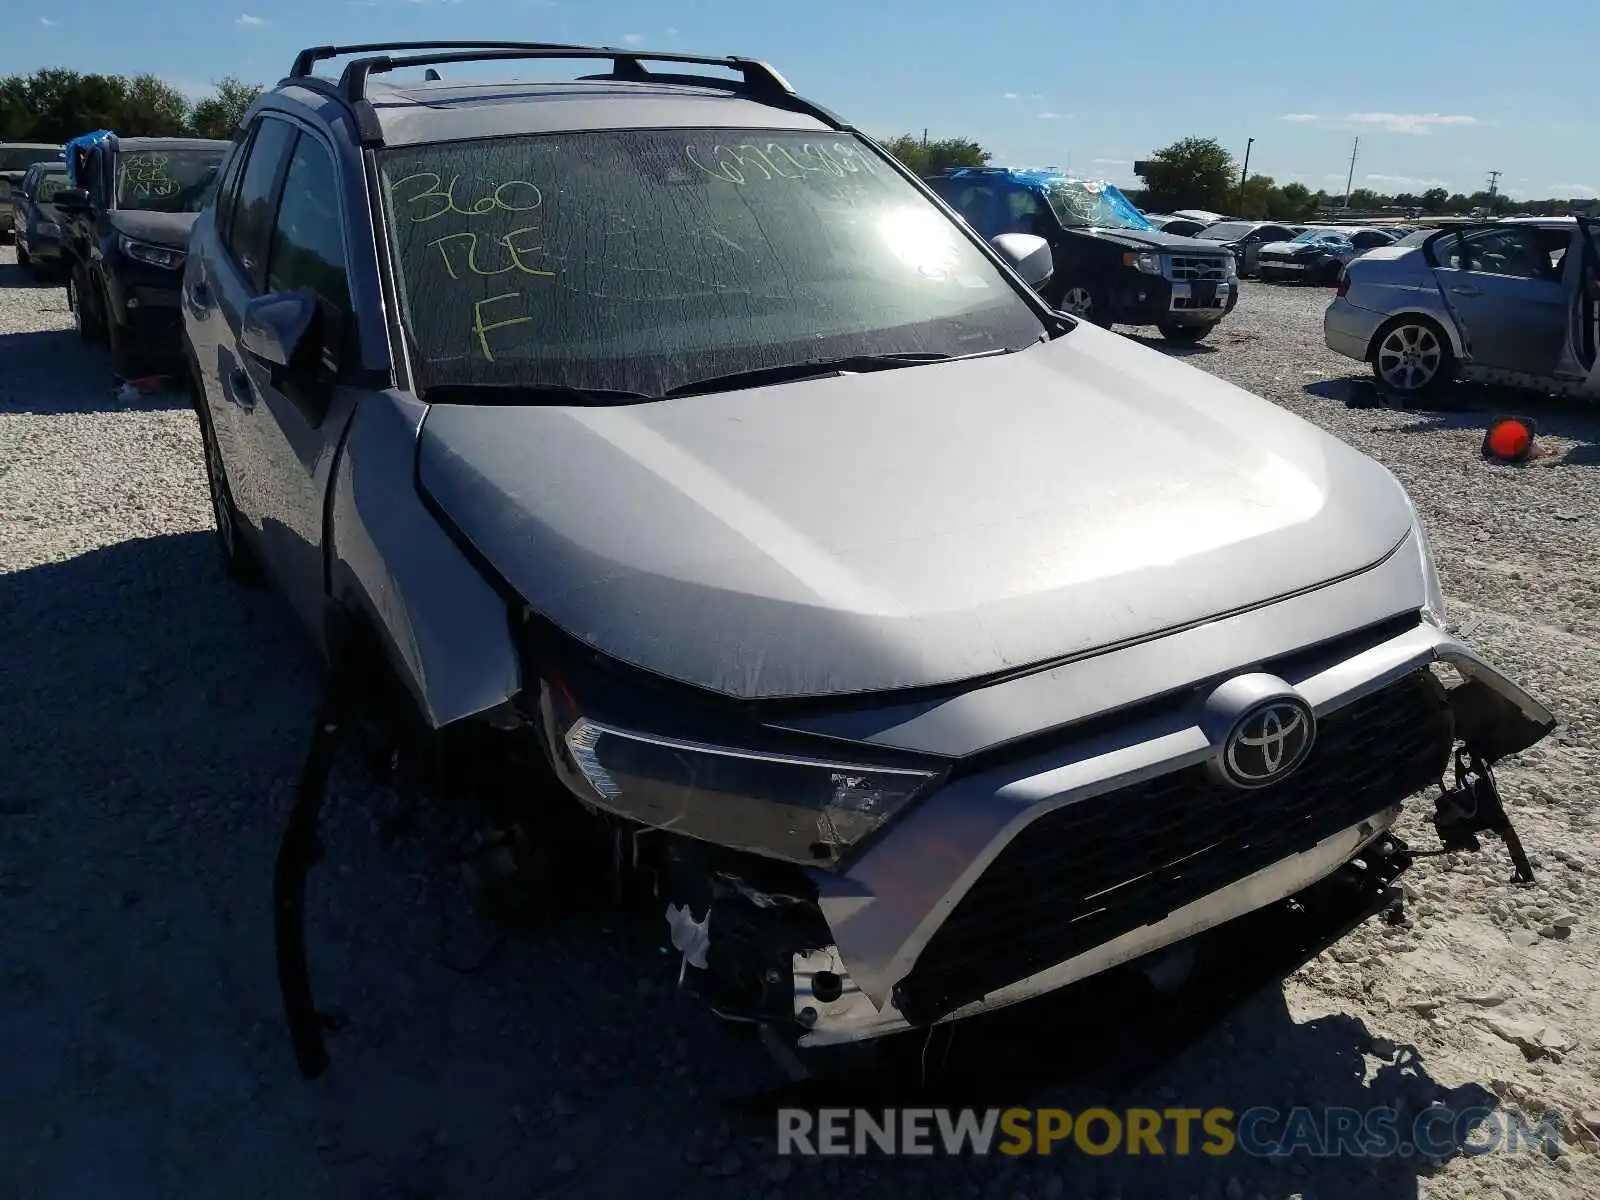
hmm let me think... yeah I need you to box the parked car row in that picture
[2,134,230,379]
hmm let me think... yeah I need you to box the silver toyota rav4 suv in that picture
[181,41,1555,1077]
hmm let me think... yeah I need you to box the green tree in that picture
[0,69,192,142]
[188,77,262,139]
[1235,172,1277,219]
[1135,137,1236,213]
[116,74,191,135]
[880,133,991,176]
[1420,187,1449,212]
[1275,181,1315,220]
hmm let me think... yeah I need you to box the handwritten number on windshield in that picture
[427,227,555,280]
[391,172,543,222]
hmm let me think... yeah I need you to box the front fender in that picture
[327,391,521,729]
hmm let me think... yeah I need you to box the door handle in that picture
[1450,285,1483,297]
[228,367,255,409]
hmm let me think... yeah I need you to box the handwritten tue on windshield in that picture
[388,141,881,361]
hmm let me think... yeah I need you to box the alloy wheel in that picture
[1060,286,1095,318]
[1375,323,1443,392]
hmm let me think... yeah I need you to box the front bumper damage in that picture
[271,611,1552,1079]
[663,622,1554,1052]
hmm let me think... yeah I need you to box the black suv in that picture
[53,135,229,378]
[924,167,1239,342]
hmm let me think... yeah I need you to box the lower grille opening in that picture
[892,669,1454,1025]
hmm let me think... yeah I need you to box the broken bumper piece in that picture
[793,810,1399,1046]
[678,622,1553,1049]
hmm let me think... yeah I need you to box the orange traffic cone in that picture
[1482,416,1536,463]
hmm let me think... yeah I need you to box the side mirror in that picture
[54,186,90,212]
[241,290,323,379]
[990,232,1054,290]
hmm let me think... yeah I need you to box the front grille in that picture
[1167,254,1231,281]
[893,669,1453,1024]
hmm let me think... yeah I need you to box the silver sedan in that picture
[1325,217,1600,399]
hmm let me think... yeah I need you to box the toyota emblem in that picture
[1220,698,1316,788]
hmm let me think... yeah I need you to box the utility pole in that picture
[1236,137,1254,212]
[1486,169,1502,212]
[1340,137,1360,208]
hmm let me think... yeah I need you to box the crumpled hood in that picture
[417,324,1418,700]
[109,209,196,249]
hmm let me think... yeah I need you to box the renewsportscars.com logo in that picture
[776,1106,1566,1158]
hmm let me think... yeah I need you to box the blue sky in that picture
[4,0,1593,199]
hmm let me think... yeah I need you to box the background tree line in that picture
[0,70,262,143]
[880,129,1585,218]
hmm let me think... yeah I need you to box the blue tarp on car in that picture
[64,129,115,188]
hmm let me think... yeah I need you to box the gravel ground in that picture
[2,245,1597,1200]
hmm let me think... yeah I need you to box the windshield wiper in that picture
[662,348,1013,399]
[421,382,653,406]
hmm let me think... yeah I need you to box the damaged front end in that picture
[274,610,1556,1078]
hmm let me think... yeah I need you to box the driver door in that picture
[1431,225,1567,375]
[226,124,364,642]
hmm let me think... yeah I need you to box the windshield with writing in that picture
[115,150,223,213]
[378,129,1046,396]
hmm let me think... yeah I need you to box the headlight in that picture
[553,712,941,867]
[1123,251,1163,275]
[119,235,184,270]
[1223,255,1238,278]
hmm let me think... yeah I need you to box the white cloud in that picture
[235,12,265,25]
[1035,111,1068,121]
[1028,93,1044,100]
[666,26,679,36]
[1365,172,1449,190]
[1002,92,1019,100]
[1345,111,1477,135]
[1092,157,1127,165]
[623,33,643,45]
[38,15,57,24]
[1279,111,1478,135]
[1550,183,1599,198]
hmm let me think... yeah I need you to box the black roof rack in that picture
[281,40,840,147]
[337,46,797,104]
[289,41,591,80]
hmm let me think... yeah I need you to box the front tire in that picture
[1056,280,1113,328]
[70,267,106,344]
[1369,316,1454,399]
[1158,322,1214,344]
